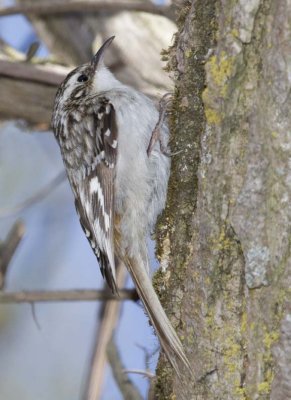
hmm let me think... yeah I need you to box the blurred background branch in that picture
[107,336,143,400]
[0,58,67,85]
[0,58,68,125]
[0,0,176,125]
[0,288,138,303]
[84,264,128,400]
[0,1,174,20]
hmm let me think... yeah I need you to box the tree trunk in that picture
[155,1,291,399]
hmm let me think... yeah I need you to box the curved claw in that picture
[147,93,174,157]
[161,148,183,158]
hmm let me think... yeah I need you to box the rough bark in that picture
[155,0,291,399]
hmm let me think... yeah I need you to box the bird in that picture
[51,36,190,375]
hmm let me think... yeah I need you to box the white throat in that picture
[92,66,123,93]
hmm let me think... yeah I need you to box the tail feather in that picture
[120,253,191,375]
[113,220,191,375]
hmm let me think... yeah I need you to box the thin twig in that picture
[135,342,158,370]
[123,369,155,379]
[0,171,66,218]
[0,1,173,19]
[84,263,129,400]
[0,288,138,303]
[30,302,42,330]
[0,221,25,289]
[107,338,143,400]
[135,342,158,398]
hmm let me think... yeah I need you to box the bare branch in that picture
[0,58,68,86]
[0,58,69,125]
[0,288,138,303]
[107,338,143,400]
[0,1,173,20]
[0,221,25,289]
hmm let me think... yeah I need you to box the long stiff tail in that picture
[117,251,191,375]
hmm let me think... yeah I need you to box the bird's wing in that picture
[72,98,118,292]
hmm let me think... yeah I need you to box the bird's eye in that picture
[77,74,88,83]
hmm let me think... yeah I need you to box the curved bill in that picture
[91,36,115,70]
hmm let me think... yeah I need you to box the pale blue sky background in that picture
[0,6,159,400]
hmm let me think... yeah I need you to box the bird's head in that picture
[54,36,116,109]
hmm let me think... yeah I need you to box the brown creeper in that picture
[51,37,190,375]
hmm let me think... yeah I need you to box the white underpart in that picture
[110,96,169,261]
[93,66,123,93]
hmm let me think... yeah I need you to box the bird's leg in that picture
[147,93,178,157]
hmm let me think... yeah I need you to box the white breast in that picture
[106,87,170,258]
